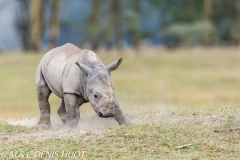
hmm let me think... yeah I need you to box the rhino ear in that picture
[106,57,123,73]
[75,62,94,75]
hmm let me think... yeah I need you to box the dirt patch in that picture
[7,115,120,130]
[1,129,85,144]
[1,114,123,144]
[2,106,240,144]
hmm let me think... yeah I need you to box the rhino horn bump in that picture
[76,62,94,75]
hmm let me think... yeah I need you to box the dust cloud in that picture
[3,114,131,144]
[6,103,169,131]
[7,114,120,130]
[6,102,167,131]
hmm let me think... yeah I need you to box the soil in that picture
[1,115,119,144]
[1,107,239,144]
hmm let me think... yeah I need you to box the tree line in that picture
[17,0,61,51]
[16,0,240,51]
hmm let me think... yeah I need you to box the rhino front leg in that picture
[64,94,83,128]
[36,69,52,128]
[58,100,66,124]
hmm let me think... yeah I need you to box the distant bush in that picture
[163,21,216,47]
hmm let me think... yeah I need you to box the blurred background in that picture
[1,0,240,51]
[1,0,240,119]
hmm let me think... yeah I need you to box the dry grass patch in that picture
[1,107,239,159]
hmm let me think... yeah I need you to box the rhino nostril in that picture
[97,112,103,117]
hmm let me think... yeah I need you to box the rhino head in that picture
[76,58,130,125]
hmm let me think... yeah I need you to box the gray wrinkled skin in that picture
[36,43,131,128]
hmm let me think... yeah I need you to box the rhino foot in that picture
[36,121,52,129]
[65,120,78,129]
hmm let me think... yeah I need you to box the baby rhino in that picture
[36,43,130,128]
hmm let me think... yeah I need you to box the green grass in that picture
[0,120,38,134]
[1,107,239,159]
[0,47,240,159]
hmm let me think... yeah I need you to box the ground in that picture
[0,47,240,159]
[1,107,239,159]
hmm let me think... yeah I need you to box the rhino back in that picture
[40,43,82,98]
[39,43,104,99]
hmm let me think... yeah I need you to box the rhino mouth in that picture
[97,111,114,118]
[97,111,103,117]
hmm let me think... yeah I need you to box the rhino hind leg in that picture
[58,100,67,124]
[36,68,52,128]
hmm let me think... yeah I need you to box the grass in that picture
[0,47,240,159]
[1,107,239,159]
[1,47,240,118]
[0,120,38,134]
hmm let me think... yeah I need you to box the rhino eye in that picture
[94,94,98,99]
